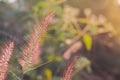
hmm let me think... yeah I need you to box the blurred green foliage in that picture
[0,0,117,80]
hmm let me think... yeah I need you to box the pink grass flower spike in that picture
[62,57,77,80]
[0,41,14,80]
[18,12,55,71]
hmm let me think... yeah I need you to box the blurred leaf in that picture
[75,57,90,70]
[36,1,47,7]
[52,76,61,80]
[82,34,92,51]
[74,57,91,74]
[86,65,92,73]
[90,25,98,33]
[43,33,52,39]
[48,25,57,31]
[48,53,62,62]
[69,29,79,35]
[48,53,56,61]
[44,69,52,80]
[56,30,66,41]
[55,6,63,16]
[55,56,62,62]
[79,18,89,24]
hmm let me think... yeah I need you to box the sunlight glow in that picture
[8,0,16,3]
[115,0,120,6]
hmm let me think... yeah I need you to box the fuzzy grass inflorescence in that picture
[18,12,55,72]
[0,41,14,80]
[62,57,77,80]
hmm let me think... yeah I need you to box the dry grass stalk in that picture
[18,12,54,71]
[0,41,14,80]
